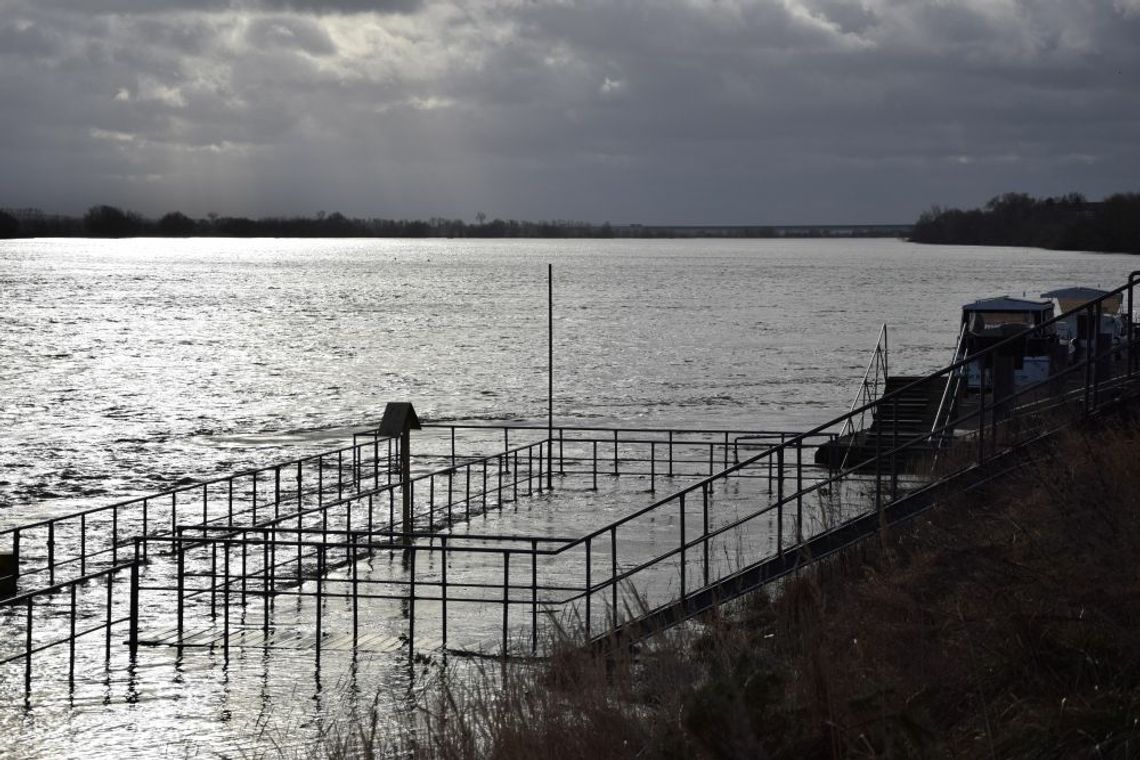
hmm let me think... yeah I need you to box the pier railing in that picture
[0,434,399,593]
[4,273,1138,697]
[145,273,1139,659]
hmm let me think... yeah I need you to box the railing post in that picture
[875,401,883,515]
[650,441,656,492]
[777,447,784,557]
[141,502,149,559]
[531,540,539,655]
[47,522,55,587]
[176,529,185,640]
[315,544,324,669]
[977,387,986,464]
[440,535,448,651]
[105,570,113,662]
[584,538,592,636]
[679,494,687,599]
[613,430,619,475]
[591,440,598,491]
[796,438,804,544]
[129,539,140,658]
[891,396,899,501]
[610,527,618,622]
[351,532,359,646]
[68,583,77,690]
[25,596,33,698]
[1129,275,1137,377]
[702,484,710,586]
[501,551,510,659]
[223,540,231,660]
[262,529,270,636]
[210,540,218,619]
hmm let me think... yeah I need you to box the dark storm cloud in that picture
[1,0,1139,223]
[30,0,420,14]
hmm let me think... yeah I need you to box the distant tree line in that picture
[0,205,914,241]
[910,192,1140,254]
[0,206,625,240]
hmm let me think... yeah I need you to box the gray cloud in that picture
[30,0,420,14]
[1,0,1139,223]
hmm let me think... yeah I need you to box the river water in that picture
[0,237,1136,757]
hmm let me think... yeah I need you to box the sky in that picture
[1,0,1138,225]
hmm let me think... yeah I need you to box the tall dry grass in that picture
[319,407,1140,760]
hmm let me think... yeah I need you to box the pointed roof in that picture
[378,402,422,436]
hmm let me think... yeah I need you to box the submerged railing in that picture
[4,273,1139,699]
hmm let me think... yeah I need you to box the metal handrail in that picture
[930,322,969,441]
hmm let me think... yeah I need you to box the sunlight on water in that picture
[1,237,1136,757]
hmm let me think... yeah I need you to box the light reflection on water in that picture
[1,237,1136,757]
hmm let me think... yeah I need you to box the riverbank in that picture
[910,192,1140,255]
[328,405,1140,759]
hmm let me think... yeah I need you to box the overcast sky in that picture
[1,0,1138,224]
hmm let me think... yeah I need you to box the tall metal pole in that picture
[547,263,554,491]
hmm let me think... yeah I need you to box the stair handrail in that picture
[837,323,889,440]
[930,321,969,445]
[837,323,888,472]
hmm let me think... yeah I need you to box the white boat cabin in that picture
[1041,287,1125,350]
[961,297,1056,390]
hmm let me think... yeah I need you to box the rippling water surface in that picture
[1,237,1135,757]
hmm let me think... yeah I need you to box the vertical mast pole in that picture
[548,263,554,491]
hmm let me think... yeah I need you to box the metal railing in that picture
[4,274,1139,698]
[838,323,889,470]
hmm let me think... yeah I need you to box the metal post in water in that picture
[501,551,510,659]
[176,529,185,640]
[548,263,554,492]
[440,536,448,650]
[105,571,113,662]
[407,546,416,666]
[315,545,324,669]
[68,583,76,690]
[351,532,359,645]
[129,539,140,658]
[25,597,33,698]
[47,522,55,586]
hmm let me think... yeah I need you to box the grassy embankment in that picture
[319,407,1140,759]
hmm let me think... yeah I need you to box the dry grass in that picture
[321,406,1140,760]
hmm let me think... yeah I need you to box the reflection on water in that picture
[1,237,1135,757]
